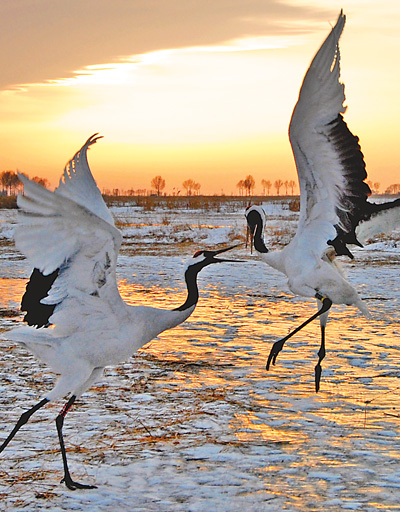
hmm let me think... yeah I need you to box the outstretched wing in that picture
[289,11,353,243]
[16,138,124,335]
[55,134,114,226]
[290,10,400,258]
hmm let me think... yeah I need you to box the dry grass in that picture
[0,196,17,209]
[0,308,20,318]
[103,194,294,212]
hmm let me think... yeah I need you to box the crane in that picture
[0,134,239,489]
[245,11,400,391]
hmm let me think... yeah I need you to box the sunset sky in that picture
[1,1,399,195]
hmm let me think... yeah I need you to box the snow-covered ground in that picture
[0,199,400,511]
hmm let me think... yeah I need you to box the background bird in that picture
[245,11,400,391]
[0,134,239,490]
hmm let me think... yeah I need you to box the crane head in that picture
[188,244,242,269]
[245,205,267,253]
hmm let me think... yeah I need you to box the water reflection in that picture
[0,277,26,311]
[117,273,400,436]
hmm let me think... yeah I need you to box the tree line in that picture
[235,175,297,196]
[150,176,201,196]
[0,170,49,196]
[384,183,400,194]
[1,169,399,197]
[146,174,297,197]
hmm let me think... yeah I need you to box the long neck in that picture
[254,223,288,273]
[254,222,269,253]
[252,219,286,273]
[140,266,200,342]
[174,265,200,311]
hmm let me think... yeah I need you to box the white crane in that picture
[245,11,400,391]
[0,134,239,490]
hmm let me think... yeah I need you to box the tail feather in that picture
[356,298,371,319]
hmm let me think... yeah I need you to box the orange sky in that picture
[1,1,400,194]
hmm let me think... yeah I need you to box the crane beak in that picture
[210,243,244,262]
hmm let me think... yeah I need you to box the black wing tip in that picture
[21,268,59,328]
[336,9,346,28]
[327,114,370,233]
[330,198,400,257]
[86,133,103,148]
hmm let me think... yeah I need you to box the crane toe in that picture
[266,338,286,370]
[61,475,97,491]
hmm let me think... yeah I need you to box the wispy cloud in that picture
[1,0,333,89]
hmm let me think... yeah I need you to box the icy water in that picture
[0,202,400,511]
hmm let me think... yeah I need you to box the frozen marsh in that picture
[0,198,400,511]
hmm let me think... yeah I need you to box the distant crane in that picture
[245,11,400,391]
[0,134,239,490]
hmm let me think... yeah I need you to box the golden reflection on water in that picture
[3,275,400,436]
[232,412,308,444]
[117,275,400,449]
[0,277,26,309]
[0,279,400,442]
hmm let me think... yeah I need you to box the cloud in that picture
[1,0,334,88]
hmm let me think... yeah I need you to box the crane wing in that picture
[55,134,115,227]
[289,10,400,258]
[288,11,366,257]
[289,11,350,239]
[15,142,124,335]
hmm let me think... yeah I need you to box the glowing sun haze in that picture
[1,0,400,194]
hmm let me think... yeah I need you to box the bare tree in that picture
[193,182,201,196]
[284,180,289,195]
[1,171,12,195]
[10,173,21,195]
[274,179,283,195]
[1,170,22,195]
[151,175,166,196]
[1,171,14,195]
[261,179,267,195]
[182,179,196,196]
[385,184,400,194]
[367,180,381,194]
[236,180,245,196]
[261,179,272,195]
[288,179,296,195]
[32,176,49,188]
[244,175,255,196]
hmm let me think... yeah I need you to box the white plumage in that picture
[246,11,400,391]
[1,134,238,489]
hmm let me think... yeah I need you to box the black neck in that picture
[174,264,202,312]
[254,222,269,253]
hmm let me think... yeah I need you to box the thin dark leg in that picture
[0,398,49,453]
[314,324,326,392]
[56,395,97,491]
[266,296,332,370]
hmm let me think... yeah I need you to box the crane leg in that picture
[55,395,97,490]
[314,324,326,392]
[266,296,332,371]
[0,398,49,453]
